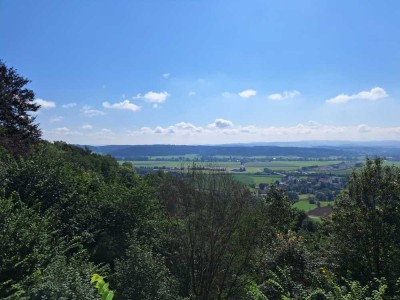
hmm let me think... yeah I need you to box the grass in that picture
[127,161,242,169]
[233,174,283,185]
[299,194,313,200]
[293,200,331,212]
[147,154,201,160]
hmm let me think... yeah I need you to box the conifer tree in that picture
[0,60,41,154]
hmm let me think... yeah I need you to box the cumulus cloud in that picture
[326,87,388,104]
[175,122,203,132]
[268,90,300,101]
[49,115,63,123]
[42,118,400,145]
[138,122,202,136]
[99,128,113,134]
[62,103,77,108]
[134,121,400,142]
[238,89,257,98]
[103,100,141,112]
[133,91,170,104]
[55,127,69,134]
[35,98,56,109]
[82,123,93,129]
[208,118,234,129]
[81,106,105,117]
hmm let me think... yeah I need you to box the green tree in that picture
[0,61,41,155]
[159,169,262,299]
[113,234,178,300]
[0,192,98,299]
[330,158,400,291]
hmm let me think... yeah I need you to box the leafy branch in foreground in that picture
[91,274,114,300]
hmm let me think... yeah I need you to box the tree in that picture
[0,60,41,154]
[330,158,400,291]
[113,234,178,300]
[159,169,262,299]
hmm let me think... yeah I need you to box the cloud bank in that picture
[43,118,400,145]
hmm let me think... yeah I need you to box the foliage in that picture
[159,169,262,299]
[0,193,98,299]
[330,158,400,289]
[113,235,178,300]
[91,274,114,300]
[0,60,41,155]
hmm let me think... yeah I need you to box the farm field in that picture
[125,159,357,173]
[124,160,241,169]
[245,160,343,168]
[293,200,332,212]
[233,174,282,185]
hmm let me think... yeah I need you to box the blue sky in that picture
[1,0,400,144]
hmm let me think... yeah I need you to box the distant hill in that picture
[77,143,400,160]
[80,144,351,159]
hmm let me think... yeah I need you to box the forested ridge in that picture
[2,62,400,299]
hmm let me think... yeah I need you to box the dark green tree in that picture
[159,169,262,299]
[113,234,178,300]
[0,61,41,155]
[330,158,400,291]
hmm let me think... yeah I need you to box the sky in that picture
[1,0,400,145]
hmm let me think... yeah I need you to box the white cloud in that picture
[82,123,93,129]
[42,119,400,145]
[326,87,388,104]
[62,103,77,108]
[133,121,400,143]
[163,73,170,78]
[99,128,113,134]
[49,115,63,123]
[239,125,257,133]
[154,126,175,134]
[358,124,371,133]
[188,91,196,96]
[208,118,234,129]
[55,127,69,134]
[35,98,56,109]
[268,90,300,101]
[103,100,141,112]
[175,122,203,132]
[144,91,170,103]
[138,122,202,136]
[81,106,105,117]
[238,89,257,98]
[306,120,321,129]
[133,91,170,104]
